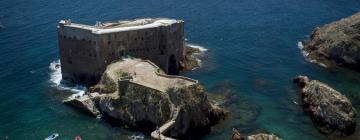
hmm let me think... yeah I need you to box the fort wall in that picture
[57,18,185,85]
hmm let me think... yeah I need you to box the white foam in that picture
[297,42,327,68]
[187,43,209,69]
[49,60,86,95]
[0,22,4,29]
[128,134,145,140]
[187,44,208,52]
[297,42,309,57]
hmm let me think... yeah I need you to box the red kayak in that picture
[75,136,81,140]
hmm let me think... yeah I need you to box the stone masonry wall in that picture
[58,19,185,85]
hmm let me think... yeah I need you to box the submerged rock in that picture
[301,12,360,70]
[64,59,225,139]
[293,75,357,135]
[231,128,282,140]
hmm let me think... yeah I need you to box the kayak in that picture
[45,133,59,140]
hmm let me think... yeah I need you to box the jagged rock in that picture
[293,75,357,135]
[64,59,225,139]
[301,12,360,70]
[180,45,201,71]
[232,128,242,140]
[63,93,100,116]
[247,133,282,140]
[231,128,281,140]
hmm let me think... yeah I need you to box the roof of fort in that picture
[105,59,197,92]
[59,18,181,34]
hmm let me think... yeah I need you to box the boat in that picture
[129,134,144,140]
[45,133,59,140]
[75,136,81,140]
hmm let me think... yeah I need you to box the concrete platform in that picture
[106,58,197,92]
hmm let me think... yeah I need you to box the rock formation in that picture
[231,128,282,140]
[180,45,202,71]
[300,12,360,70]
[64,59,225,139]
[293,75,357,135]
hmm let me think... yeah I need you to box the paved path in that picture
[106,59,196,92]
[150,107,180,140]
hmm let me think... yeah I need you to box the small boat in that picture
[129,134,145,140]
[293,100,298,105]
[75,136,81,140]
[45,133,59,140]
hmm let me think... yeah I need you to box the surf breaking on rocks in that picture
[49,60,86,96]
[187,43,208,68]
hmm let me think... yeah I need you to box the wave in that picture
[297,42,327,68]
[49,60,86,95]
[128,134,145,140]
[0,22,4,29]
[186,43,209,69]
[187,43,208,52]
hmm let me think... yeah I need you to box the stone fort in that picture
[57,18,185,85]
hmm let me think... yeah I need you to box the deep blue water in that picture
[1,0,360,139]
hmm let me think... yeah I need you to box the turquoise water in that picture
[1,0,360,139]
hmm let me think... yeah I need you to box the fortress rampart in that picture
[57,18,185,85]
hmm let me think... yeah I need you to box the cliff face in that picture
[64,59,225,139]
[293,76,357,136]
[301,12,360,70]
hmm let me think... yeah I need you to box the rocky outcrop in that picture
[301,12,360,70]
[293,75,357,135]
[63,93,100,116]
[180,45,202,71]
[231,128,282,140]
[64,59,225,139]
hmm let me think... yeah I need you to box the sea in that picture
[1,0,360,139]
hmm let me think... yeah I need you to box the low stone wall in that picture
[143,60,198,84]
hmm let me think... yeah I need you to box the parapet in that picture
[58,18,183,34]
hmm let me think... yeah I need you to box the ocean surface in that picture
[1,0,360,139]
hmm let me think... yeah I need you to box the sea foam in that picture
[187,43,208,69]
[49,60,86,95]
[187,43,208,52]
[297,42,327,68]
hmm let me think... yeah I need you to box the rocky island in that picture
[300,12,360,70]
[293,75,357,136]
[64,59,225,139]
[57,18,225,139]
